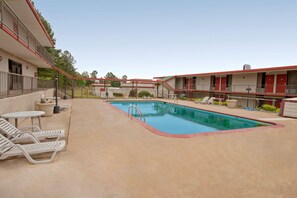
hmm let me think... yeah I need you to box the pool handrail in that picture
[128,105,146,122]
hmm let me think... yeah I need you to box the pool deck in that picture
[0,98,297,197]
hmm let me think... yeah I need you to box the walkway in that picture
[0,99,297,197]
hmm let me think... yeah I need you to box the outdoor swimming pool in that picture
[110,101,273,136]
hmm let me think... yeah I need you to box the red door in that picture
[215,77,220,91]
[221,77,227,91]
[276,74,287,93]
[265,75,274,93]
[185,79,189,89]
[189,79,193,89]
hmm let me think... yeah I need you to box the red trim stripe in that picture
[154,65,297,79]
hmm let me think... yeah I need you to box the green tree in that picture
[81,71,89,78]
[105,72,120,87]
[122,75,128,83]
[90,70,98,78]
[36,4,78,89]
[34,1,56,45]
[81,71,93,87]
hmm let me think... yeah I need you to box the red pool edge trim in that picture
[105,100,284,138]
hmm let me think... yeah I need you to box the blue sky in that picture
[34,0,297,79]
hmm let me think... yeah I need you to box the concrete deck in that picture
[1,99,297,197]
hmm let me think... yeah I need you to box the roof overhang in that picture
[0,27,52,68]
[154,65,297,79]
[5,0,54,47]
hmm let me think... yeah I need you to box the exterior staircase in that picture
[157,76,175,98]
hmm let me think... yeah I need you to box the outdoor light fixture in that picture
[54,72,60,114]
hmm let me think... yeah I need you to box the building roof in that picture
[154,65,297,79]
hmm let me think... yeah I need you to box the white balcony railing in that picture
[0,71,54,98]
[176,83,297,95]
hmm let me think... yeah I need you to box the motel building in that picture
[0,0,55,113]
[155,64,297,108]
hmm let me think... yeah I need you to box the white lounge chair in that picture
[0,134,65,164]
[179,93,186,99]
[197,96,210,104]
[208,97,216,104]
[0,118,65,142]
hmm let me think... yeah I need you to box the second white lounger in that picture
[0,134,65,164]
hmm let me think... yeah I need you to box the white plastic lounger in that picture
[199,97,210,104]
[0,118,65,142]
[208,97,216,104]
[0,134,65,164]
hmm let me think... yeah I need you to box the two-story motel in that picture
[0,0,55,113]
[155,65,297,108]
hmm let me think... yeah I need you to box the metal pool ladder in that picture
[169,94,178,104]
[128,105,145,122]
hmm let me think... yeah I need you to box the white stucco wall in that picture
[0,49,37,76]
[175,78,183,89]
[93,87,156,98]
[0,89,54,115]
[0,49,38,94]
[231,73,258,92]
[197,76,211,91]
[166,78,175,90]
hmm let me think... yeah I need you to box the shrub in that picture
[194,98,202,103]
[262,104,277,112]
[222,102,227,106]
[128,89,137,97]
[213,101,220,105]
[138,90,151,97]
[113,93,123,97]
[213,101,227,106]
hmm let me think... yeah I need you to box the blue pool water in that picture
[110,101,272,135]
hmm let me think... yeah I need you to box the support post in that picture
[246,86,252,109]
[54,72,60,114]
[71,80,74,98]
[63,76,67,99]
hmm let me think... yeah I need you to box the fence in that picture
[0,71,54,98]
[56,77,159,99]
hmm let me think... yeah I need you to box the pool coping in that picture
[105,99,284,138]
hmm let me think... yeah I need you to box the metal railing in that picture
[182,84,196,90]
[176,84,297,95]
[0,0,54,65]
[157,89,170,98]
[169,94,178,103]
[0,71,54,98]
[286,86,297,94]
[128,105,145,122]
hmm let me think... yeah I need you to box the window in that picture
[8,59,22,90]
[9,59,22,74]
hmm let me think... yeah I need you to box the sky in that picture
[34,0,297,79]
